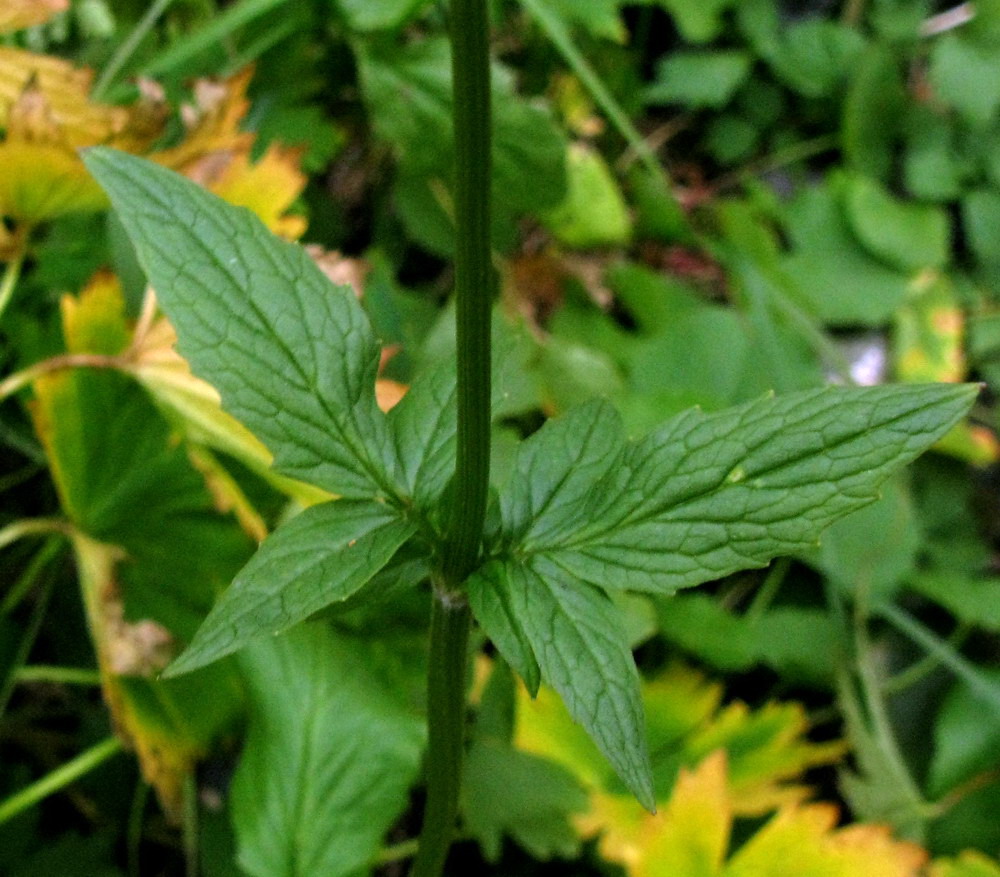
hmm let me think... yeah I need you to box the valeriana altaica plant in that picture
[83,1,977,874]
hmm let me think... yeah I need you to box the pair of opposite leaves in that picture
[81,148,977,810]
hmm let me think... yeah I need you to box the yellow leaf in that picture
[68,532,239,819]
[0,53,164,220]
[0,0,67,34]
[592,752,926,877]
[0,47,165,149]
[517,663,843,816]
[894,272,964,384]
[0,140,106,220]
[723,802,926,877]
[207,144,308,238]
[685,700,846,816]
[635,751,730,877]
[61,271,132,355]
[933,423,1000,466]
[151,67,256,173]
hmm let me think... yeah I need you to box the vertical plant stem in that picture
[439,0,492,588]
[410,598,472,877]
[412,1,492,874]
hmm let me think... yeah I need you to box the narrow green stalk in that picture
[518,0,668,187]
[15,665,101,686]
[0,518,69,553]
[0,252,24,325]
[412,6,492,871]
[745,556,790,623]
[883,622,970,696]
[0,737,123,825]
[140,0,285,78]
[92,0,176,99]
[876,603,1000,712]
[1,536,62,615]
[0,571,56,721]
[410,597,472,877]
[438,0,493,588]
[376,838,420,866]
[853,609,928,826]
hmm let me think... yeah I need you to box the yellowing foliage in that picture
[598,751,927,877]
[0,0,66,33]
[0,52,306,235]
[516,663,845,817]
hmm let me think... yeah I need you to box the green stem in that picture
[1,536,62,615]
[883,622,970,696]
[0,518,70,553]
[0,737,124,825]
[127,781,150,877]
[14,665,101,686]
[853,608,928,824]
[413,0,492,872]
[518,0,668,187]
[410,597,472,877]
[745,556,790,623]
[0,570,56,721]
[439,0,492,588]
[92,0,176,99]
[876,603,1000,713]
[0,252,24,325]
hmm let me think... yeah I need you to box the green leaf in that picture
[803,476,920,601]
[656,0,737,43]
[356,37,567,222]
[468,556,655,811]
[931,851,1000,877]
[499,398,625,548]
[543,144,631,248]
[334,0,431,31]
[461,739,588,862]
[82,148,398,501]
[781,175,910,325]
[655,594,837,686]
[911,571,1000,632]
[165,501,415,676]
[842,46,906,180]
[929,671,1000,798]
[387,355,456,512]
[231,624,424,877]
[843,173,950,271]
[930,32,1000,127]
[503,384,975,594]
[645,50,752,109]
[544,0,625,42]
[962,189,1000,268]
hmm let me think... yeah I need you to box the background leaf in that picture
[231,623,425,877]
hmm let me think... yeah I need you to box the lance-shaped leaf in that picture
[83,147,399,501]
[468,555,655,811]
[502,384,976,593]
[165,501,415,676]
